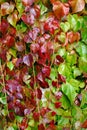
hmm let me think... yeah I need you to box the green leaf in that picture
[16,22,27,33]
[9,48,17,58]
[60,22,70,32]
[7,11,18,27]
[25,127,31,130]
[50,67,58,80]
[58,32,66,43]
[58,63,72,78]
[67,14,83,31]
[58,116,69,126]
[81,90,87,107]
[75,42,87,57]
[1,109,8,116]
[16,1,24,17]
[57,47,66,57]
[61,82,77,104]
[7,126,14,130]
[67,14,77,30]
[39,1,47,15]
[79,57,87,73]
[81,27,87,44]
[60,94,70,109]
[7,61,14,71]
[15,116,23,123]
[66,53,77,66]
[28,119,34,127]
[72,66,82,78]
[72,106,83,121]
[0,97,7,105]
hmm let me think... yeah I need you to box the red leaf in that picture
[38,124,45,130]
[40,107,47,117]
[37,88,42,99]
[23,54,33,67]
[0,19,9,34]
[3,34,15,47]
[81,120,87,128]
[51,111,56,116]
[19,118,28,130]
[58,73,66,83]
[8,112,15,121]
[54,55,64,65]
[51,1,69,20]
[37,72,44,83]
[55,102,61,108]
[37,72,49,88]
[21,13,35,25]
[67,31,80,44]
[42,65,51,78]
[33,112,40,121]
[55,91,62,100]
[30,43,40,53]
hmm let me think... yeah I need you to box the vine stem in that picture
[32,64,40,113]
[0,60,9,114]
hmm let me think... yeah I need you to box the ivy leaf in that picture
[15,116,23,123]
[39,1,47,15]
[50,67,58,80]
[81,90,87,107]
[7,11,18,27]
[60,22,70,32]
[72,106,83,121]
[51,1,69,20]
[69,0,85,13]
[65,53,77,66]
[61,82,77,104]
[7,61,14,71]
[60,94,70,109]
[0,97,7,104]
[72,66,82,78]
[79,57,87,73]
[75,42,87,57]
[7,126,14,130]
[81,27,87,44]
[15,0,24,17]
[58,63,72,79]
[16,21,27,33]
[58,116,69,126]
[1,2,15,16]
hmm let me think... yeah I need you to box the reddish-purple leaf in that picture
[2,34,15,47]
[33,112,40,121]
[15,42,25,52]
[30,43,40,53]
[58,73,66,83]
[0,19,9,34]
[55,102,61,108]
[22,0,34,6]
[23,54,33,67]
[37,88,42,99]
[42,65,51,77]
[38,123,45,130]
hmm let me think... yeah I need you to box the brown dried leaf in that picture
[69,0,85,13]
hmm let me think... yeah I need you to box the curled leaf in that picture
[1,2,15,16]
[69,0,85,13]
[51,1,69,19]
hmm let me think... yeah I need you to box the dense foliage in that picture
[0,0,87,129]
